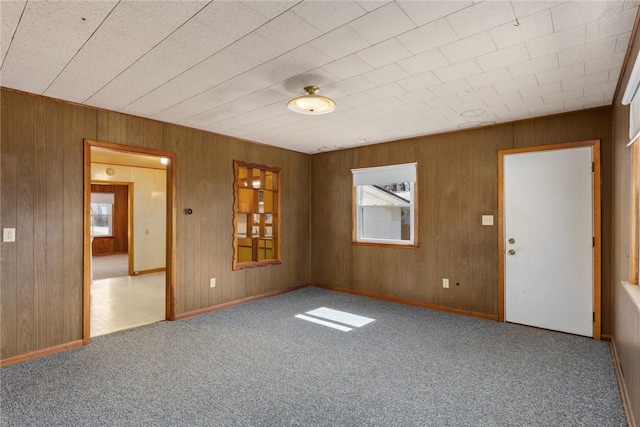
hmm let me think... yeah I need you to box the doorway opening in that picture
[90,182,132,278]
[83,140,176,342]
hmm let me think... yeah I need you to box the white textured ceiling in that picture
[1,1,638,153]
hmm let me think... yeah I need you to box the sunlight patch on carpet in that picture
[294,314,353,331]
[295,307,375,331]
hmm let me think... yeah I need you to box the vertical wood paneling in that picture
[33,94,47,350]
[43,99,65,348]
[1,90,20,358]
[143,119,164,150]
[2,89,311,361]
[468,128,513,314]
[194,132,208,308]
[311,149,355,288]
[1,86,614,364]
[63,102,96,343]
[425,134,471,307]
[612,22,640,423]
[202,133,219,307]
[207,134,237,307]
[170,125,199,314]
[280,147,311,287]
[126,115,145,147]
[311,110,610,319]
[0,90,95,359]
[15,93,35,355]
[97,110,127,144]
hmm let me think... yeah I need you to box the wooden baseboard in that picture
[0,340,84,368]
[311,283,499,321]
[92,251,127,256]
[133,267,166,276]
[174,285,308,320]
[603,334,638,427]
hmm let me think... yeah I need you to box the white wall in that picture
[91,164,166,272]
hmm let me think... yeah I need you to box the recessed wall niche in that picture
[233,161,281,270]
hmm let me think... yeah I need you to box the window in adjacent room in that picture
[352,163,418,247]
[233,161,281,270]
[90,192,115,237]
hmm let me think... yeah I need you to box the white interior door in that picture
[504,146,594,337]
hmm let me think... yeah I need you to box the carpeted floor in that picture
[92,253,128,280]
[0,287,627,426]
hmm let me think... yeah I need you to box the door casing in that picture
[497,140,601,339]
[83,139,177,344]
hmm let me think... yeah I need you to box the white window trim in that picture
[623,53,640,144]
[352,163,418,247]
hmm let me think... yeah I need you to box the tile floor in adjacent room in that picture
[91,273,165,337]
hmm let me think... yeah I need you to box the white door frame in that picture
[497,140,601,339]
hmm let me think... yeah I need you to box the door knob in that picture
[508,249,516,255]
[508,238,515,244]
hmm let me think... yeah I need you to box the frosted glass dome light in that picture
[288,86,336,115]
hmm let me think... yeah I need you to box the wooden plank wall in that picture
[310,108,614,329]
[612,18,640,423]
[1,92,94,358]
[0,89,311,361]
[0,86,616,363]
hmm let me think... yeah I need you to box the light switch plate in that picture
[3,228,16,242]
[482,215,494,226]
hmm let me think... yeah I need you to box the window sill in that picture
[352,241,419,250]
[621,281,640,314]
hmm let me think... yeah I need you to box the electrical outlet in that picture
[443,278,449,289]
[3,228,16,243]
[210,278,216,288]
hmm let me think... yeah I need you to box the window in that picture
[233,161,281,270]
[90,192,115,237]
[622,51,640,285]
[631,140,640,284]
[352,163,417,247]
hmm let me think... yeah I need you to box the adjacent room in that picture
[1,1,639,425]
[89,148,168,336]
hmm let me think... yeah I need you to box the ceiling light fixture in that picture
[288,86,336,115]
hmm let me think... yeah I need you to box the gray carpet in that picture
[92,254,128,280]
[1,287,626,426]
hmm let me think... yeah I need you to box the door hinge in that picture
[593,312,595,322]
[592,162,595,172]
[593,236,595,247]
